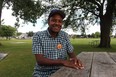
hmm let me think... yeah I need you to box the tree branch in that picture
[85,0,101,8]
[87,10,99,17]
[79,5,99,17]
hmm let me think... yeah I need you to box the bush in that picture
[0,42,2,46]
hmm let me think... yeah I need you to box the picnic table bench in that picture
[50,52,116,77]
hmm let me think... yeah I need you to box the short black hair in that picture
[48,9,65,20]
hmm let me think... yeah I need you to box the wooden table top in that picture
[50,52,116,77]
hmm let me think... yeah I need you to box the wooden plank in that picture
[90,52,116,77]
[108,52,116,63]
[50,52,93,77]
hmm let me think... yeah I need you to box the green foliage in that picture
[0,0,44,26]
[41,0,116,31]
[41,0,116,48]
[0,42,2,46]
[11,0,44,26]
[16,32,22,36]
[0,25,16,39]
[27,31,34,37]
[94,32,100,38]
[91,32,100,38]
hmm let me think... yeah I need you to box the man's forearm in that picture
[37,58,65,66]
[35,54,65,66]
[68,52,77,58]
[35,54,82,69]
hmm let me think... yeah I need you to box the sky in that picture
[1,7,102,35]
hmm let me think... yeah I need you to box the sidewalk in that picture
[0,53,8,60]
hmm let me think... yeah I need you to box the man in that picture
[32,9,84,77]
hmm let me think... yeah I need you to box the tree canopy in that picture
[40,0,116,48]
[0,0,45,27]
[27,31,34,37]
[0,25,16,40]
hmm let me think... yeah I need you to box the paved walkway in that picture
[0,53,8,60]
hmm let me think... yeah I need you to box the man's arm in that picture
[68,52,84,69]
[68,52,77,59]
[35,54,64,66]
[35,54,79,69]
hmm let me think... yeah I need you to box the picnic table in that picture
[50,52,116,77]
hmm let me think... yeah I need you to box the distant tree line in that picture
[0,25,115,40]
[70,31,116,39]
[0,25,35,40]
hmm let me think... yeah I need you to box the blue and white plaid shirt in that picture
[32,29,74,77]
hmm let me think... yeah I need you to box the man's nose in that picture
[54,20,60,25]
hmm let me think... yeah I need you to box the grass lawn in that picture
[71,38,116,54]
[0,38,116,77]
[0,39,35,77]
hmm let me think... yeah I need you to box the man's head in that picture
[48,9,65,33]
[48,9,65,20]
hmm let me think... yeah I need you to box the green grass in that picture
[0,38,116,77]
[0,39,35,77]
[71,38,116,54]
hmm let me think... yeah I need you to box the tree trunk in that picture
[98,0,115,48]
[99,15,111,48]
[0,0,4,27]
[0,0,4,46]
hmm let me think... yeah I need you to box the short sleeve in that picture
[65,33,74,53]
[32,33,43,54]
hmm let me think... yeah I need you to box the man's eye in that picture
[51,19,63,23]
[52,20,56,22]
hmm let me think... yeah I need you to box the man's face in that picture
[48,14,63,33]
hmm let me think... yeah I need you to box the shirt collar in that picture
[46,28,62,38]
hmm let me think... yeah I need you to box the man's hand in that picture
[62,60,79,69]
[67,52,84,69]
[69,58,84,69]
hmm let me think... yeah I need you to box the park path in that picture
[0,53,8,60]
